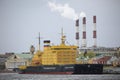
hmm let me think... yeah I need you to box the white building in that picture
[5,53,33,71]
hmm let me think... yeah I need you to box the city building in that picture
[0,53,14,71]
[80,47,118,56]
[5,53,33,71]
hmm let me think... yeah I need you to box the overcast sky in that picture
[0,0,120,53]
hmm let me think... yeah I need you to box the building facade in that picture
[5,53,32,71]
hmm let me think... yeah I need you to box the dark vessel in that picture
[19,64,103,74]
[18,29,103,74]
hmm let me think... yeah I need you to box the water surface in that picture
[0,73,120,80]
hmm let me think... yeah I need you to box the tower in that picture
[75,19,79,47]
[82,17,87,48]
[93,16,97,47]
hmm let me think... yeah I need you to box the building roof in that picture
[0,54,11,58]
[15,54,33,59]
[97,56,112,62]
[7,53,33,60]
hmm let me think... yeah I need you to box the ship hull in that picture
[19,64,103,74]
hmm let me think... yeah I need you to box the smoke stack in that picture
[82,17,87,48]
[93,16,97,47]
[75,19,79,47]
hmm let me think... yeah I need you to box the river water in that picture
[0,73,120,80]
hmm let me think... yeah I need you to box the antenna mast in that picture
[61,28,65,45]
[38,32,40,50]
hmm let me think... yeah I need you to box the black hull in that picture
[19,64,103,74]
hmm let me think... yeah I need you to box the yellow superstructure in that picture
[42,45,77,65]
[31,29,77,66]
[31,50,43,66]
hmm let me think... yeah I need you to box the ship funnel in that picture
[44,40,51,47]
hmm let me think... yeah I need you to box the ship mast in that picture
[61,28,66,45]
[38,32,40,51]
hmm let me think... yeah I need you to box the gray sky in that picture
[0,0,120,53]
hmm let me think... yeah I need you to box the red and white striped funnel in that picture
[75,19,79,47]
[93,16,97,47]
[82,17,87,48]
